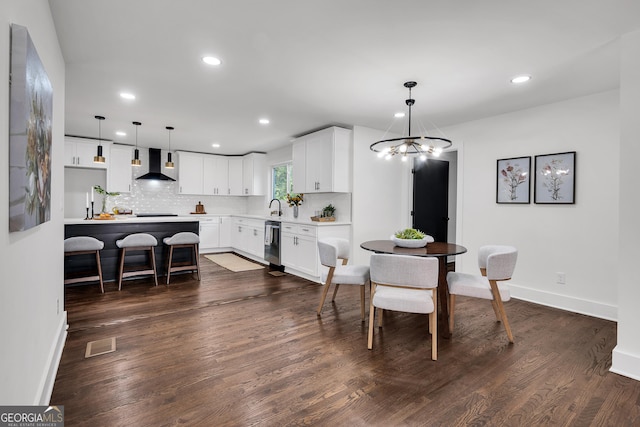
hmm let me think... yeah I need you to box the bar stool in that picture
[163,232,201,284]
[116,233,158,290]
[64,236,105,293]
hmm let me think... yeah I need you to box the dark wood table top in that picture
[360,240,467,258]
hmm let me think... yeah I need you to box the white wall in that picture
[0,1,66,404]
[444,90,620,320]
[352,126,410,265]
[612,29,640,381]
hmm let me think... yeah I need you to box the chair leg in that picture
[431,289,437,361]
[449,294,456,333]
[360,285,365,322]
[367,283,377,349]
[118,248,126,290]
[166,246,174,285]
[490,299,501,322]
[377,308,383,328]
[331,284,340,301]
[317,268,335,315]
[489,280,514,343]
[150,247,158,287]
[95,251,104,293]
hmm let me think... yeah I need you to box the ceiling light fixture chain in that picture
[370,81,452,162]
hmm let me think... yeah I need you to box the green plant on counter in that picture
[94,185,120,213]
[322,204,336,217]
[394,228,426,240]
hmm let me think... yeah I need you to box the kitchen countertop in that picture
[64,214,351,226]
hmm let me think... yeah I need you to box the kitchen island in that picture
[64,216,199,285]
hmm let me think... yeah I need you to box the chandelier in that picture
[370,81,452,162]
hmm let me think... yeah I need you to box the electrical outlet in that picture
[556,272,566,285]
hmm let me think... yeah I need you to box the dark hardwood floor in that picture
[52,255,640,426]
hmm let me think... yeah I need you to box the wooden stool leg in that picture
[360,285,365,321]
[332,284,340,301]
[489,280,514,343]
[150,247,158,287]
[118,248,126,291]
[166,245,174,285]
[449,294,456,333]
[95,251,104,293]
[194,244,201,280]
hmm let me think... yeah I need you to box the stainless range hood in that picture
[136,148,175,181]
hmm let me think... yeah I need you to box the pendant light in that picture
[131,121,142,166]
[370,81,452,162]
[165,126,175,169]
[93,115,106,163]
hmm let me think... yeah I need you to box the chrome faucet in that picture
[269,199,282,217]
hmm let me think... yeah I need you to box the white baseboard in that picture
[36,312,68,405]
[611,347,640,381]
[509,283,617,321]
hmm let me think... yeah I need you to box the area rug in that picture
[205,253,265,272]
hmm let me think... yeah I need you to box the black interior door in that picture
[412,159,449,242]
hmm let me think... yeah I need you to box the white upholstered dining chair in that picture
[446,245,518,343]
[317,238,370,321]
[368,253,439,361]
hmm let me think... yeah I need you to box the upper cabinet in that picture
[64,136,110,169]
[107,145,133,193]
[177,151,204,195]
[177,151,263,196]
[242,153,266,196]
[203,155,229,195]
[292,127,352,193]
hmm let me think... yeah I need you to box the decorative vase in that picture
[101,197,107,214]
[293,205,299,218]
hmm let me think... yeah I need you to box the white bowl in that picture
[390,235,434,248]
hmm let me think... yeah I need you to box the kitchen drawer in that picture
[281,223,317,238]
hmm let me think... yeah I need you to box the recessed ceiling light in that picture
[394,112,405,118]
[259,118,270,125]
[211,143,220,148]
[115,131,126,136]
[120,92,136,100]
[202,56,222,66]
[510,75,531,84]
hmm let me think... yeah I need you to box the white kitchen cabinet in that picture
[232,217,265,258]
[292,127,352,193]
[177,151,204,194]
[199,217,220,253]
[228,157,243,195]
[281,223,318,277]
[219,216,233,247]
[64,137,109,169]
[281,222,351,280]
[107,145,133,193]
[242,153,266,196]
[203,155,229,195]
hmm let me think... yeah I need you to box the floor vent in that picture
[268,271,286,277]
[85,337,116,358]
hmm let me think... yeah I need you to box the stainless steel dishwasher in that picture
[264,220,281,267]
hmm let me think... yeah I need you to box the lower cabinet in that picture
[281,222,351,281]
[232,217,265,259]
[199,217,220,253]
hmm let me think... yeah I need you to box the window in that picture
[272,162,293,200]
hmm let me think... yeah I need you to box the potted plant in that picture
[322,204,336,218]
[93,185,120,214]
[285,193,304,218]
[391,228,434,248]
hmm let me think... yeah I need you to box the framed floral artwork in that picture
[497,156,531,204]
[534,151,576,204]
[9,24,53,232]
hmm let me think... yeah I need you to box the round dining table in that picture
[360,240,467,339]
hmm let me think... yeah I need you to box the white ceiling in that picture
[48,0,640,155]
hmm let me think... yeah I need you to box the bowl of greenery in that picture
[391,228,434,248]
